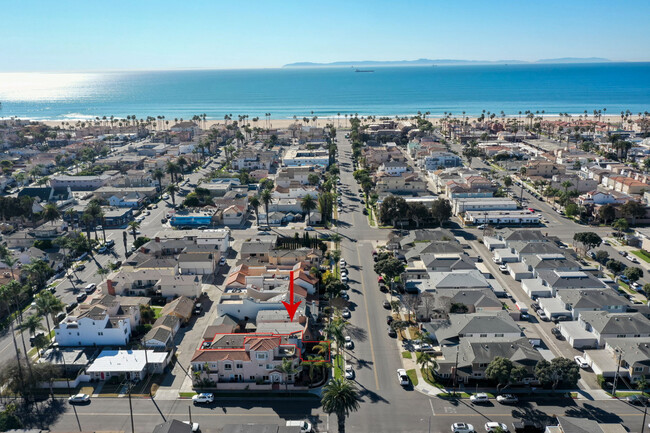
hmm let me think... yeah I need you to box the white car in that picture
[68,393,90,404]
[340,259,347,268]
[499,264,508,272]
[496,394,519,404]
[397,368,409,386]
[85,283,96,293]
[286,420,313,433]
[574,356,589,369]
[219,257,227,266]
[341,308,351,319]
[477,225,486,230]
[162,194,170,200]
[413,342,433,352]
[304,226,315,232]
[485,422,509,432]
[345,364,354,379]
[183,421,200,432]
[469,393,490,404]
[451,423,475,433]
[341,275,349,283]
[492,257,502,264]
[340,268,349,277]
[192,393,214,404]
[344,336,353,349]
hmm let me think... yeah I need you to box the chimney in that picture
[106,279,116,296]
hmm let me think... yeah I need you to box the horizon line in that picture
[2,60,650,74]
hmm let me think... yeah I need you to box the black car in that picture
[382,300,391,309]
[388,328,397,338]
[386,315,394,325]
[627,395,649,406]
[66,302,78,313]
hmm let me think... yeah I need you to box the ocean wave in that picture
[61,113,100,120]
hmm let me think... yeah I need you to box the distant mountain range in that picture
[283,57,612,68]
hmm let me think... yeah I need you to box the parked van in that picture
[286,421,312,433]
[515,301,528,314]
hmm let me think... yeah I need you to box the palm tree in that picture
[64,208,78,231]
[166,184,179,207]
[42,204,60,226]
[561,180,573,197]
[34,292,57,338]
[416,351,437,382]
[325,318,346,368]
[0,244,18,279]
[261,189,272,227]
[166,161,180,183]
[249,196,261,226]
[301,194,317,225]
[153,168,165,193]
[278,357,299,391]
[321,378,361,433]
[18,314,44,378]
[128,221,140,242]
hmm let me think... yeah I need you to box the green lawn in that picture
[420,369,445,389]
[406,369,419,387]
[401,351,412,359]
[439,392,472,398]
[619,282,636,295]
[631,250,650,263]
[333,355,344,380]
[152,306,163,319]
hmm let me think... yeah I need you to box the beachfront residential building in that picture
[282,148,329,167]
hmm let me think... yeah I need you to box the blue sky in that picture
[1,0,649,72]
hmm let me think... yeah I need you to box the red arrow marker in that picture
[282,271,302,322]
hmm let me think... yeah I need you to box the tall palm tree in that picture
[301,194,317,225]
[321,378,361,433]
[0,284,27,399]
[325,318,346,369]
[128,221,141,242]
[34,292,58,338]
[166,184,179,207]
[153,168,165,193]
[416,351,437,381]
[18,314,44,379]
[64,208,78,231]
[166,161,180,184]
[42,204,60,226]
[0,244,17,279]
[261,189,272,227]
[249,196,261,226]
[278,357,299,391]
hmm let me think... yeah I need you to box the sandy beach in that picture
[38,113,634,131]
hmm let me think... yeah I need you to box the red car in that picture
[377,276,384,284]
[528,208,535,212]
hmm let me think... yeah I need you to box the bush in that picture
[0,411,22,431]
[33,239,53,250]
[597,374,606,389]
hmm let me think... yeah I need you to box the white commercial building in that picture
[282,149,329,167]
[452,197,518,215]
[86,349,170,381]
[465,210,540,225]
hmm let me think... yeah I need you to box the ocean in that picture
[0,63,648,121]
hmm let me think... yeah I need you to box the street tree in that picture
[612,218,629,237]
[623,267,643,283]
[606,259,625,274]
[321,377,361,433]
[534,357,580,389]
[430,198,452,227]
[598,204,616,225]
[573,232,602,253]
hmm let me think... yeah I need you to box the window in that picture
[634,367,643,372]
[98,332,103,336]
[478,363,488,368]
[249,376,255,380]
[256,353,267,360]
[236,363,243,369]
[495,334,504,337]
[634,334,641,338]
[262,376,269,381]
[266,364,274,370]
[224,363,232,370]
[480,334,487,338]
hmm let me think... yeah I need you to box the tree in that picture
[573,232,602,253]
[166,184,179,207]
[42,204,60,225]
[34,291,63,339]
[595,250,609,263]
[153,168,164,192]
[621,201,647,226]
[565,203,579,218]
[278,357,299,391]
[534,357,580,389]
[407,203,429,228]
[307,173,320,186]
[503,176,512,189]
[606,259,625,273]
[379,196,409,227]
[127,221,140,242]
[599,204,616,225]
[484,356,525,391]
[430,198,452,227]
[301,194,317,225]
[373,257,405,286]
[416,351,437,382]
[624,267,643,283]
[637,375,648,392]
[321,378,361,433]
[261,189,272,227]
[612,218,630,238]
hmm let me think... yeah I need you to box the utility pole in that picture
[128,382,135,433]
[641,402,648,433]
[612,348,623,397]
[453,345,459,396]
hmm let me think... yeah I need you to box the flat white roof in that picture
[87,350,167,373]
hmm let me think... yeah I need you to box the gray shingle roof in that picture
[580,311,650,335]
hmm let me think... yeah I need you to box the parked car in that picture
[382,300,391,309]
[388,328,397,338]
[192,393,214,404]
[496,394,519,404]
[340,259,347,267]
[219,257,227,266]
[537,309,549,321]
[85,283,96,294]
[574,356,589,369]
[397,368,409,386]
[68,394,90,404]
[626,395,649,406]
[469,393,490,404]
[340,269,348,277]
[345,364,354,379]
[344,336,353,349]
[182,421,199,432]
[551,328,564,340]
[341,308,351,319]
[76,293,87,302]
[66,302,78,313]
[97,246,108,254]
[74,263,85,272]
[286,420,313,433]
[386,315,394,325]
[485,423,509,432]
[451,423,475,433]
[413,342,433,352]
[304,227,315,232]
[341,275,349,283]
[499,264,508,272]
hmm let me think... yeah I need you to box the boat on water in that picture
[355,69,374,73]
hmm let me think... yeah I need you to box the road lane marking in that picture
[355,233,380,389]
[429,399,436,416]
